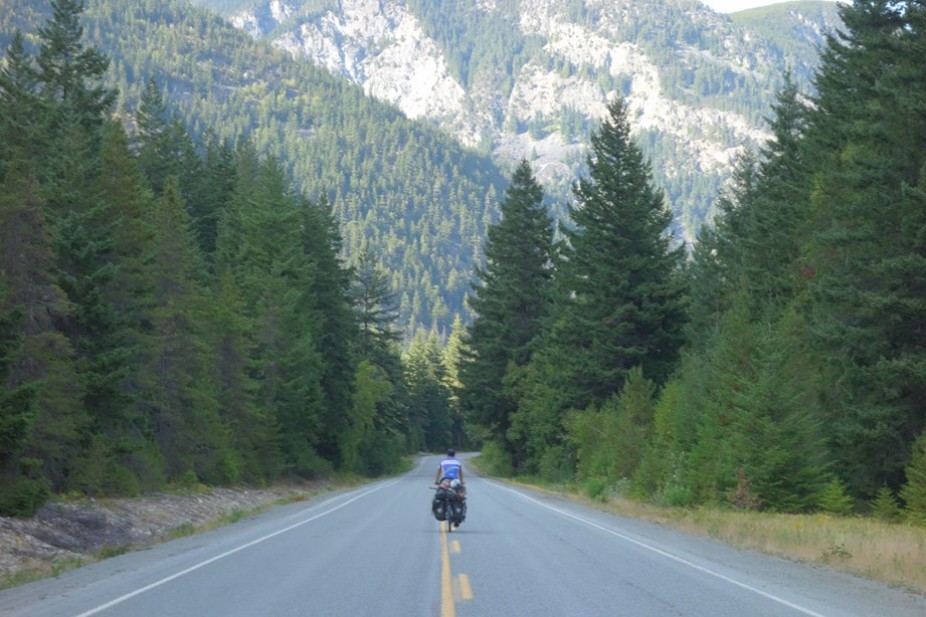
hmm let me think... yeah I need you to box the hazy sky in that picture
[702,0,836,13]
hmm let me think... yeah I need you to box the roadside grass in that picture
[595,496,926,594]
[0,556,85,591]
[470,459,926,594]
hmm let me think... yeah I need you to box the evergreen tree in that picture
[901,429,926,525]
[0,160,89,493]
[802,0,926,497]
[35,0,115,140]
[351,249,402,378]
[195,135,236,261]
[132,78,203,203]
[404,331,453,452]
[0,31,45,176]
[215,145,328,475]
[567,367,657,489]
[460,159,555,463]
[739,72,812,311]
[546,97,687,411]
[298,194,358,465]
[441,315,467,448]
[684,151,760,349]
[0,296,47,516]
[141,176,230,483]
[206,268,283,483]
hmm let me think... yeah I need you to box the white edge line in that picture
[73,480,400,617]
[491,481,828,617]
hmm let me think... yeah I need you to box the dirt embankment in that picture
[0,485,317,585]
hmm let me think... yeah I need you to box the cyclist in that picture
[435,449,464,485]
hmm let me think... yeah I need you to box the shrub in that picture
[0,476,50,517]
[584,477,610,502]
[900,431,926,525]
[817,478,854,515]
[871,486,901,522]
[477,439,514,477]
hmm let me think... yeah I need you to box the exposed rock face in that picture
[222,0,836,239]
[0,486,313,582]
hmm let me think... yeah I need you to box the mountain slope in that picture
[1,0,841,335]
[198,0,841,241]
[1,0,508,337]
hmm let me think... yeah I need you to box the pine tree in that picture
[298,194,358,465]
[206,268,283,483]
[142,176,230,483]
[0,31,45,176]
[685,151,760,349]
[404,331,453,452]
[215,146,328,475]
[802,0,926,497]
[0,164,86,496]
[133,78,203,201]
[35,0,115,140]
[459,159,555,462]
[351,249,401,377]
[441,315,467,448]
[547,97,687,411]
[195,135,236,261]
[739,72,812,310]
[0,296,47,516]
[900,429,926,525]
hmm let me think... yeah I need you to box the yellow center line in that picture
[451,540,461,553]
[457,574,473,601]
[440,524,455,617]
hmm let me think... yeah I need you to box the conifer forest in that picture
[1,0,925,526]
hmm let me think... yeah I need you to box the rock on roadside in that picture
[0,485,319,584]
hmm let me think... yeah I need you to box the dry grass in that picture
[580,493,926,594]
[478,454,926,596]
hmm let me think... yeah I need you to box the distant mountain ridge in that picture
[195,0,842,241]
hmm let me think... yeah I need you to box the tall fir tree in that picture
[802,0,926,497]
[546,97,687,411]
[460,159,555,465]
[298,194,358,466]
[0,31,45,176]
[348,249,407,465]
[35,0,115,143]
[404,331,453,453]
[739,72,812,311]
[215,146,328,476]
[141,176,231,483]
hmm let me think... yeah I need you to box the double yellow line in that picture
[440,524,473,617]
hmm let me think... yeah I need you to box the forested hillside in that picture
[0,0,462,515]
[4,0,924,529]
[0,0,843,338]
[1,0,509,338]
[461,0,926,521]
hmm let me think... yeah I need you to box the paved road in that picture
[2,455,925,617]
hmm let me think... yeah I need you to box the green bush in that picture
[817,478,854,515]
[658,482,694,508]
[477,440,514,477]
[0,476,50,517]
[584,477,610,502]
[871,486,901,522]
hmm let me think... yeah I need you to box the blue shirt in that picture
[439,457,462,480]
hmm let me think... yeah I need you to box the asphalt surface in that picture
[1,455,925,617]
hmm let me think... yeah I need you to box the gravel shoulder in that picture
[0,484,324,588]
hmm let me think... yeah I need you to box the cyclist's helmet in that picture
[447,449,456,457]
